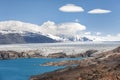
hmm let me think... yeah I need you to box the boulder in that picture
[47,52,67,58]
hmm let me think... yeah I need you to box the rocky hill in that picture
[30,46,120,80]
[0,33,58,44]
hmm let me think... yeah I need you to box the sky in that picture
[0,0,120,36]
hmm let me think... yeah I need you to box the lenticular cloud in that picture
[59,4,84,12]
[88,9,111,14]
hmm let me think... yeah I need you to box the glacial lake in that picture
[0,42,120,80]
[0,58,82,80]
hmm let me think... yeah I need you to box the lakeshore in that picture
[0,42,120,80]
[31,46,120,80]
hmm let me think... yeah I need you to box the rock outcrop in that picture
[46,50,98,58]
[47,52,67,58]
[0,50,44,60]
[30,46,120,80]
[0,49,98,60]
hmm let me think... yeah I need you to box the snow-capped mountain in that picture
[58,35,92,42]
[0,20,92,44]
[0,21,64,44]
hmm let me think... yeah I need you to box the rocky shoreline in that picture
[1,46,120,80]
[30,46,120,80]
[0,50,43,60]
[0,49,98,60]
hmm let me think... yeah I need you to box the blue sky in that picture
[0,0,120,35]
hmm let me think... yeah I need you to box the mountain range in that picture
[0,20,93,44]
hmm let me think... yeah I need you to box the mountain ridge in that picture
[0,20,93,44]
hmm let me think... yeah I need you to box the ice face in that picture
[0,42,120,56]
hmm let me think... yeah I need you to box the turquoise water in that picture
[0,58,82,80]
[0,42,119,80]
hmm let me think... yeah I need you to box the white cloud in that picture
[39,21,120,41]
[85,32,91,35]
[40,21,57,35]
[85,34,120,41]
[58,22,86,36]
[59,4,84,12]
[117,33,120,37]
[107,34,111,37]
[88,9,111,14]
[96,32,102,35]
[104,35,120,41]
[40,21,86,36]
[75,19,79,22]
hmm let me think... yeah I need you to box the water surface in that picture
[0,42,120,80]
[0,57,82,80]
